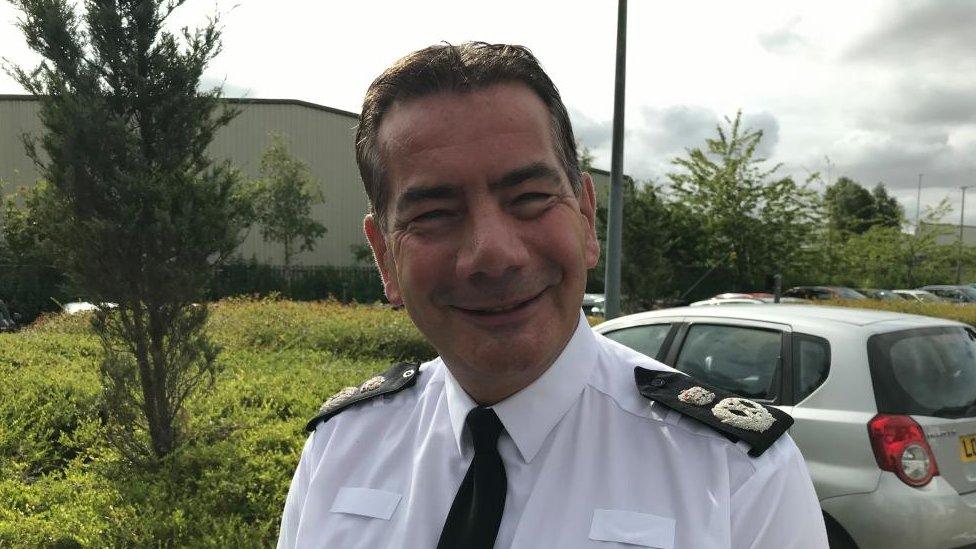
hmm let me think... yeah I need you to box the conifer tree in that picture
[8,0,250,461]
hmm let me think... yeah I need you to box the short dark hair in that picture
[355,42,581,230]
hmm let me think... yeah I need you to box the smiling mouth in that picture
[454,288,547,315]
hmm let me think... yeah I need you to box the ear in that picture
[364,214,402,306]
[579,172,600,269]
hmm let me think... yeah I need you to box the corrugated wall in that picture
[0,97,42,193]
[1,96,620,266]
[210,101,369,266]
[0,96,370,266]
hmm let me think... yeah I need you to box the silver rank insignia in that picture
[320,386,358,412]
[711,397,775,432]
[677,386,716,406]
[359,375,385,393]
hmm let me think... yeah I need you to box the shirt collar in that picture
[444,312,596,463]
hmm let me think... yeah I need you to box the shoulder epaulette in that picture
[634,367,793,457]
[306,361,421,432]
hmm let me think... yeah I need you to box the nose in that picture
[455,203,529,282]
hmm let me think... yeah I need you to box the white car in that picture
[595,305,976,549]
[62,302,118,315]
[690,297,765,306]
[893,289,945,303]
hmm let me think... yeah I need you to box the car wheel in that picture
[824,514,857,549]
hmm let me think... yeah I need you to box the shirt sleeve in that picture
[276,433,316,549]
[730,434,828,549]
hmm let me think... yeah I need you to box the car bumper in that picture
[821,473,976,548]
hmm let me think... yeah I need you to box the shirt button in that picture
[651,378,667,388]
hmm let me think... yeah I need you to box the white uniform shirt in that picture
[278,314,828,548]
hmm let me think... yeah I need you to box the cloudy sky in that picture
[2,0,974,225]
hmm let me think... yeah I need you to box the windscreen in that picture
[868,326,976,418]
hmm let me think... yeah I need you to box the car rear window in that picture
[794,334,830,402]
[603,323,672,360]
[867,326,976,418]
[674,324,782,401]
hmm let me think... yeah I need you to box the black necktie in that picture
[437,407,507,549]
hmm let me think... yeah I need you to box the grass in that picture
[0,297,435,548]
[824,298,976,325]
[1,295,968,547]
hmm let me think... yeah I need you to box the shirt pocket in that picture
[329,487,402,520]
[588,509,676,548]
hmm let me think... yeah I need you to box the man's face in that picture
[364,82,599,393]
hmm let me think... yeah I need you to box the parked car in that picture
[0,300,19,332]
[857,288,905,301]
[595,305,976,549]
[784,286,867,300]
[691,294,809,306]
[581,293,605,315]
[893,289,945,303]
[919,285,976,304]
[690,296,764,306]
[62,301,118,315]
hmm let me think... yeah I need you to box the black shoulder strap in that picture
[306,361,421,432]
[635,367,794,457]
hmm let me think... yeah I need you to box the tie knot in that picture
[466,407,503,454]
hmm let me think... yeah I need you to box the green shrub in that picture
[826,298,976,326]
[208,296,435,362]
[207,260,385,304]
[0,299,433,547]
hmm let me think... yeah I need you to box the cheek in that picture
[394,238,455,291]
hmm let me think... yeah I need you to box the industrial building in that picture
[1,94,612,267]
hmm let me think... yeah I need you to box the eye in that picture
[412,209,455,223]
[515,192,552,203]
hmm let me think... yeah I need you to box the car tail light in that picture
[867,414,939,487]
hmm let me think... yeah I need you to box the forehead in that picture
[377,83,558,189]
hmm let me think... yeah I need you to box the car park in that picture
[919,285,976,304]
[893,289,945,303]
[595,305,976,549]
[784,286,867,300]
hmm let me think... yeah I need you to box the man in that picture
[278,42,827,548]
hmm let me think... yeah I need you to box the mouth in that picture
[452,288,547,317]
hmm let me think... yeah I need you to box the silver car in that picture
[595,305,976,549]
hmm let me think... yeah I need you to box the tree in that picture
[667,111,819,290]
[0,182,70,321]
[871,182,904,229]
[594,178,693,308]
[578,143,595,173]
[823,177,904,235]
[251,134,326,277]
[830,198,967,288]
[8,0,250,461]
[823,177,875,235]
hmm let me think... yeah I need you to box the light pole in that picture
[603,0,627,319]
[909,173,922,286]
[957,186,970,284]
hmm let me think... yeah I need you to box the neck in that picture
[451,365,550,406]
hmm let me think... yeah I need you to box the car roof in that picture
[596,304,967,332]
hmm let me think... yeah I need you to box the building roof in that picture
[0,93,360,120]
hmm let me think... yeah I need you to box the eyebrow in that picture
[489,162,562,192]
[393,161,563,217]
[395,185,460,217]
